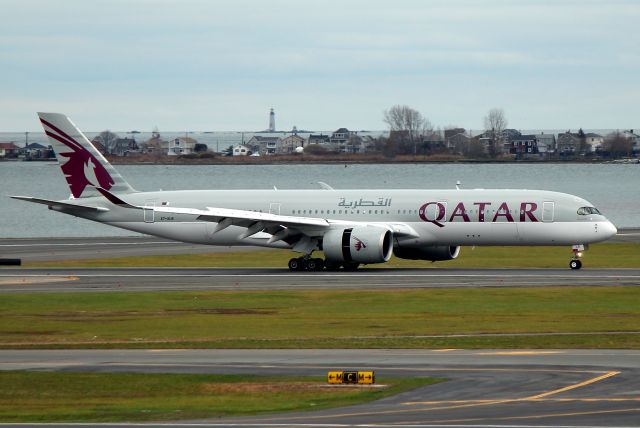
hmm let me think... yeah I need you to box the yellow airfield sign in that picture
[327,370,375,384]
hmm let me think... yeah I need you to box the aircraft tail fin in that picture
[37,112,137,198]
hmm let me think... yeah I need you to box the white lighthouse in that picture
[268,108,275,132]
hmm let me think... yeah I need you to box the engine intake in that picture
[323,226,393,264]
[394,245,460,261]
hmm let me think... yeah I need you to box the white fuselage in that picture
[72,188,617,249]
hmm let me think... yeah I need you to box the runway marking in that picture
[405,370,621,406]
[404,398,640,405]
[525,370,620,400]
[475,351,563,355]
[422,407,640,425]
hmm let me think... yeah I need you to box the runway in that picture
[1,349,639,427]
[1,267,640,292]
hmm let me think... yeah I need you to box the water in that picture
[1,162,638,237]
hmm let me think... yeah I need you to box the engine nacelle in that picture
[394,245,461,261]
[323,226,393,264]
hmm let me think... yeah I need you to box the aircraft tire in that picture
[306,258,319,271]
[288,258,304,271]
[569,259,582,270]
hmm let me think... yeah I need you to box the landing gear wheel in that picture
[288,257,304,271]
[569,259,582,270]
[306,258,323,271]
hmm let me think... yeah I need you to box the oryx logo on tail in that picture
[39,116,115,198]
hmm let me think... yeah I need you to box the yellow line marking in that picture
[404,397,639,405]
[431,348,460,352]
[525,370,620,399]
[422,407,640,425]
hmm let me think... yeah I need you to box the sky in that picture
[1,0,639,132]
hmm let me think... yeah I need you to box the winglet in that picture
[96,187,139,209]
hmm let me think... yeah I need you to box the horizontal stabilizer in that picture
[96,187,140,209]
[11,196,109,212]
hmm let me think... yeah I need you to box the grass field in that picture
[25,243,640,269]
[0,371,439,422]
[1,286,639,349]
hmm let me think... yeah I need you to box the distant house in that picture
[557,131,580,154]
[232,144,251,156]
[447,132,470,153]
[501,129,522,153]
[141,131,169,154]
[584,133,604,152]
[168,137,196,156]
[0,142,20,158]
[307,134,330,145]
[510,134,538,156]
[535,133,556,154]
[112,138,139,156]
[330,128,352,144]
[279,134,305,154]
[22,143,52,159]
[246,135,281,155]
[622,130,640,152]
[330,128,358,151]
[444,128,466,150]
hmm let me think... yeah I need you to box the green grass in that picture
[0,371,439,422]
[24,243,640,269]
[1,287,639,349]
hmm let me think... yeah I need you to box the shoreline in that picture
[3,157,635,166]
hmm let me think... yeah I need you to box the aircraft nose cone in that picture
[602,221,618,239]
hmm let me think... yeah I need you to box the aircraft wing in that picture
[10,196,109,212]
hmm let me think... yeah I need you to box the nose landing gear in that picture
[569,244,587,270]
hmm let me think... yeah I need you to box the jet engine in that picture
[394,245,461,261]
[323,226,393,264]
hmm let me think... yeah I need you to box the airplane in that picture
[12,112,618,271]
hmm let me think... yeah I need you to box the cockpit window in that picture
[577,206,601,215]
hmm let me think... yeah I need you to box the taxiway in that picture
[0,349,639,426]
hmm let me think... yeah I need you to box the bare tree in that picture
[483,108,507,157]
[383,105,431,155]
[603,132,633,158]
[98,130,119,154]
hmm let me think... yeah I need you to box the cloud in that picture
[1,0,639,130]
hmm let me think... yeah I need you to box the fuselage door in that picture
[542,201,554,222]
[269,203,281,215]
[144,200,155,223]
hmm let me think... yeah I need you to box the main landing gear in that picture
[569,244,586,270]
[287,257,360,271]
